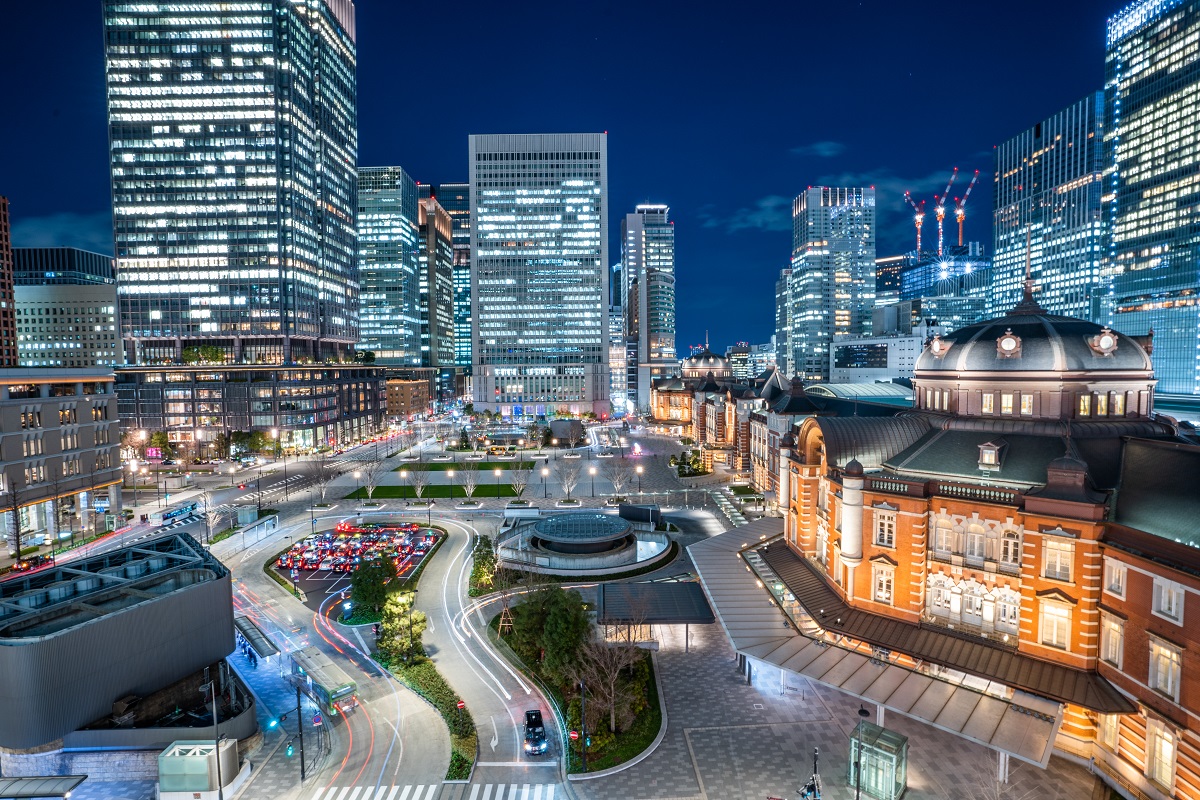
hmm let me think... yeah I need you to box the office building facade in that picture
[992,93,1107,320]
[0,198,16,368]
[469,133,609,417]
[787,188,876,381]
[13,247,115,286]
[622,204,677,409]
[418,183,473,370]
[774,268,791,374]
[15,284,122,368]
[358,166,420,365]
[417,196,455,369]
[103,0,360,366]
[1105,0,1200,395]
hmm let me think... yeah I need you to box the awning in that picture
[596,581,714,625]
[0,775,87,798]
[234,614,280,659]
[688,519,1064,767]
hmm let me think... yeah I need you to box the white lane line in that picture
[347,789,363,800]
[468,785,481,800]
[385,786,400,800]
[396,787,412,800]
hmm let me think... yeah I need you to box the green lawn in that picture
[346,484,522,499]
[729,485,761,496]
[393,460,537,472]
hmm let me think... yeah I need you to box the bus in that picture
[290,646,359,715]
[149,501,199,526]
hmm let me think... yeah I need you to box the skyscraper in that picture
[417,196,455,369]
[358,167,420,364]
[0,197,16,367]
[774,268,791,374]
[1105,0,1200,394]
[104,0,360,366]
[622,204,677,409]
[13,248,115,286]
[469,133,609,417]
[787,187,876,380]
[419,183,473,370]
[992,92,1107,320]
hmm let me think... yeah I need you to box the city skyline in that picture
[1,0,1135,352]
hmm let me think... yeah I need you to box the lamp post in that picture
[130,461,139,506]
[636,464,643,494]
[542,467,549,498]
[354,470,362,499]
[271,428,288,501]
[308,489,316,538]
[551,438,558,460]
[447,469,455,501]
[494,468,502,499]
[854,704,870,800]
[589,466,596,498]
[399,470,407,500]
[200,680,225,800]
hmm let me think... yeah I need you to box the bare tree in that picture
[362,457,388,501]
[570,634,645,734]
[570,426,587,450]
[460,468,480,499]
[200,490,223,544]
[509,464,534,497]
[4,480,26,557]
[311,454,336,502]
[601,460,633,497]
[556,462,583,500]
[409,468,432,500]
[958,765,1040,800]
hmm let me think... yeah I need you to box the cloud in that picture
[698,194,793,234]
[790,141,846,158]
[10,211,114,254]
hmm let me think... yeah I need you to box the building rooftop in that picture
[532,513,632,545]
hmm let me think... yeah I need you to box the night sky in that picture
[1,0,1126,355]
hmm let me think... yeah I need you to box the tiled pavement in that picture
[572,624,1107,800]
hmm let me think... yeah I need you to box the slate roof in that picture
[758,543,1134,714]
[810,415,931,470]
[885,430,1070,487]
[1114,438,1200,548]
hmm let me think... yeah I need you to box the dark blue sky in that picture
[1,0,1125,354]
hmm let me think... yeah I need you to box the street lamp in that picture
[494,467,502,499]
[271,428,288,501]
[354,470,362,499]
[399,469,408,500]
[542,467,549,498]
[589,466,596,497]
[551,438,558,460]
[854,704,871,800]
[636,464,643,494]
[200,680,225,800]
[447,469,455,501]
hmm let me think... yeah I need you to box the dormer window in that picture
[978,439,1006,470]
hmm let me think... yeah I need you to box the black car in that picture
[523,709,548,755]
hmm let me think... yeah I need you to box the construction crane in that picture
[933,168,959,257]
[903,191,926,255]
[954,169,981,247]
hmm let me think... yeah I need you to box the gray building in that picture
[359,167,421,365]
[774,268,791,374]
[418,184,472,370]
[418,196,456,369]
[14,284,122,368]
[1105,0,1200,395]
[992,93,1107,320]
[0,533,233,750]
[622,204,677,410]
[104,0,360,366]
[13,247,115,286]
[787,188,876,380]
[469,133,610,417]
[0,369,123,552]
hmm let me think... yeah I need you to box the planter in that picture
[456,501,481,509]
[555,499,582,508]
[407,500,433,508]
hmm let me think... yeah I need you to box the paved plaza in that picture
[572,624,1106,800]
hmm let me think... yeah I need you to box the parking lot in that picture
[271,520,442,610]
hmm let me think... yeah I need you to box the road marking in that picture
[489,716,498,751]
[310,790,327,800]
[423,788,437,800]
[385,788,399,800]
[475,762,559,767]
[347,789,362,800]
[396,788,412,800]
[334,789,352,800]
[469,786,480,800]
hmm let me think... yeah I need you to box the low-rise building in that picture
[386,378,431,420]
[830,323,941,383]
[15,283,122,368]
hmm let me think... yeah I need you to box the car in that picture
[523,709,548,755]
[318,558,334,571]
[12,554,53,573]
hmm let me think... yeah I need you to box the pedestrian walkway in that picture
[439,785,558,800]
[310,785,443,800]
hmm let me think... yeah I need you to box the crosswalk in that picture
[310,787,439,800]
[466,786,557,800]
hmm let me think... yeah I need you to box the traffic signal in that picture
[286,742,294,757]
[268,719,278,729]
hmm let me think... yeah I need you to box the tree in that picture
[556,462,583,500]
[378,591,427,663]
[354,350,377,364]
[230,430,270,456]
[409,468,431,500]
[148,430,175,459]
[542,589,590,682]
[601,460,633,496]
[458,427,470,451]
[350,557,397,614]
[200,491,223,544]
[571,636,646,734]
[4,481,26,557]
[569,427,587,450]
[460,469,480,499]
[312,454,336,503]
[121,430,146,460]
[362,457,388,501]
[509,464,534,497]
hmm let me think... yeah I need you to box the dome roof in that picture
[914,312,1152,374]
[683,348,730,370]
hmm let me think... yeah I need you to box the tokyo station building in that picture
[692,288,1200,800]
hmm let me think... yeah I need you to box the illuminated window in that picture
[1040,601,1070,649]
[1020,394,1034,415]
[1098,714,1120,751]
[1147,719,1177,790]
[1079,395,1091,416]
[1111,393,1125,416]
[1152,578,1184,624]
[874,512,895,548]
[1044,538,1073,582]
[981,393,994,414]
[872,567,893,605]
[1104,558,1126,598]
[1001,394,1013,414]
[1095,393,1107,416]
[1149,637,1182,702]
[1100,613,1123,668]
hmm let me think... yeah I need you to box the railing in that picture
[919,613,1018,652]
[931,481,1023,507]
[865,476,927,497]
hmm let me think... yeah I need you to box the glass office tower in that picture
[469,133,609,417]
[417,196,456,368]
[419,183,473,370]
[1106,0,1200,394]
[358,167,420,364]
[788,187,876,380]
[992,93,1107,320]
[622,204,677,410]
[103,0,359,366]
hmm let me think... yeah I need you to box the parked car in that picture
[523,709,548,755]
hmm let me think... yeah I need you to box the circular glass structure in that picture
[529,513,635,554]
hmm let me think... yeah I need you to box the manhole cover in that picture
[753,703,765,710]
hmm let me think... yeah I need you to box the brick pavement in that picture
[571,624,1106,800]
